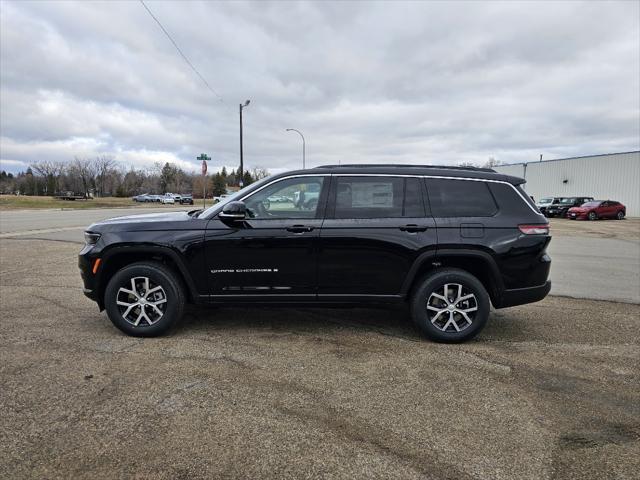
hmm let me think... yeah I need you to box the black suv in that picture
[546,196,593,218]
[79,165,551,343]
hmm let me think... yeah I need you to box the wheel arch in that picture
[402,249,504,306]
[96,245,198,310]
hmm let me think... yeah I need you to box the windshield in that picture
[200,176,274,218]
[582,201,601,207]
[538,198,553,204]
[559,198,577,204]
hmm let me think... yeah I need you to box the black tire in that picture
[410,268,490,343]
[104,262,185,337]
[588,211,598,221]
[616,210,625,220]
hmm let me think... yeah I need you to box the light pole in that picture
[286,128,305,169]
[239,99,250,187]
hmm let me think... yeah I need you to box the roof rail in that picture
[314,164,497,173]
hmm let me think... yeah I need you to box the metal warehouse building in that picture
[493,151,640,217]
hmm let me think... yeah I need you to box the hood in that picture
[98,211,191,224]
[568,206,587,212]
[87,210,203,232]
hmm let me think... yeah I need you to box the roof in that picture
[276,164,525,184]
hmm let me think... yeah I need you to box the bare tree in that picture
[483,157,506,168]
[250,166,270,180]
[69,157,97,198]
[31,160,64,195]
[94,155,117,197]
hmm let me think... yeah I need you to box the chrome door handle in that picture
[286,225,314,233]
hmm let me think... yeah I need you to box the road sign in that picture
[197,153,210,176]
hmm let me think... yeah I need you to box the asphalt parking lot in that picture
[1,210,639,479]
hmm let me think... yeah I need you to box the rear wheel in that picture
[616,211,625,220]
[411,268,490,343]
[104,262,185,337]
[588,211,598,221]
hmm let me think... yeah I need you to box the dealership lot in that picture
[0,210,639,479]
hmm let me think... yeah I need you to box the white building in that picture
[493,151,640,217]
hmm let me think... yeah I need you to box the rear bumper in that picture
[495,281,551,309]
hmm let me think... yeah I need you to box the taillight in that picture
[518,224,549,235]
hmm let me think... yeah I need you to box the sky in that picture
[1,0,639,175]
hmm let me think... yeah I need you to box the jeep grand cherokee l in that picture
[79,165,551,343]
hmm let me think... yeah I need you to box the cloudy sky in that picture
[1,0,638,174]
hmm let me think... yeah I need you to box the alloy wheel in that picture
[116,276,167,326]
[426,283,478,333]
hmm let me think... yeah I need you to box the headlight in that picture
[84,232,101,245]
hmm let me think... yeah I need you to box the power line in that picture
[139,0,225,104]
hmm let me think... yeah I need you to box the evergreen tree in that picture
[212,173,226,196]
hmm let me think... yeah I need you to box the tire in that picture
[588,211,597,221]
[616,211,625,220]
[104,262,185,337]
[410,268,490,343]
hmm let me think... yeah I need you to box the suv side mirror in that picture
[219,201,247,220]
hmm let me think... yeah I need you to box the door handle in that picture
[399,224,428,233]
[286,225,314,233]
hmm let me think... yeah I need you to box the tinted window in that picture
[244,176,325,219]
[426,178,497,217]
[334,177,425,218]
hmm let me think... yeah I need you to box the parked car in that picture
[132,194,150,202]
[161,194,175,205]
[179,195,194,205]
[79,164,551,343]
[536,197,562,216]
[546,196,594,218]
[567,200,626,220]
[214,194,231,203]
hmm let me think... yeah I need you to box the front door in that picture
[204,175,328,301]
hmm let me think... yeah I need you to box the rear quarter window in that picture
[425,178,497,217]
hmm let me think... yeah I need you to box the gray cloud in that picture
[1,0,638,174]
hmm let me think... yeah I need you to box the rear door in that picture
[317,175,436,299]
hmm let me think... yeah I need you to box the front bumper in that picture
[495,281,551,308]
[78,246,99,302]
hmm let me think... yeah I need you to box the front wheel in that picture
[616,211,625,220]
[104,262,185,337]
[588,211,598,221]
[411,268,490,343]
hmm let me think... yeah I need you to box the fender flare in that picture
[98,244,200,302]
[401,248,505,300]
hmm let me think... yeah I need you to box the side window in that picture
[333,177,425,219]
[243,176,325,219]
[425,178,497,217]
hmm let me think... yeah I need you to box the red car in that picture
[567,200,626,220]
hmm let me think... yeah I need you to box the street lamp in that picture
[239,99,250,187]
[286,128,305,169]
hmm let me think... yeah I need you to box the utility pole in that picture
[239,100,250,187]
[197,153,210,209]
